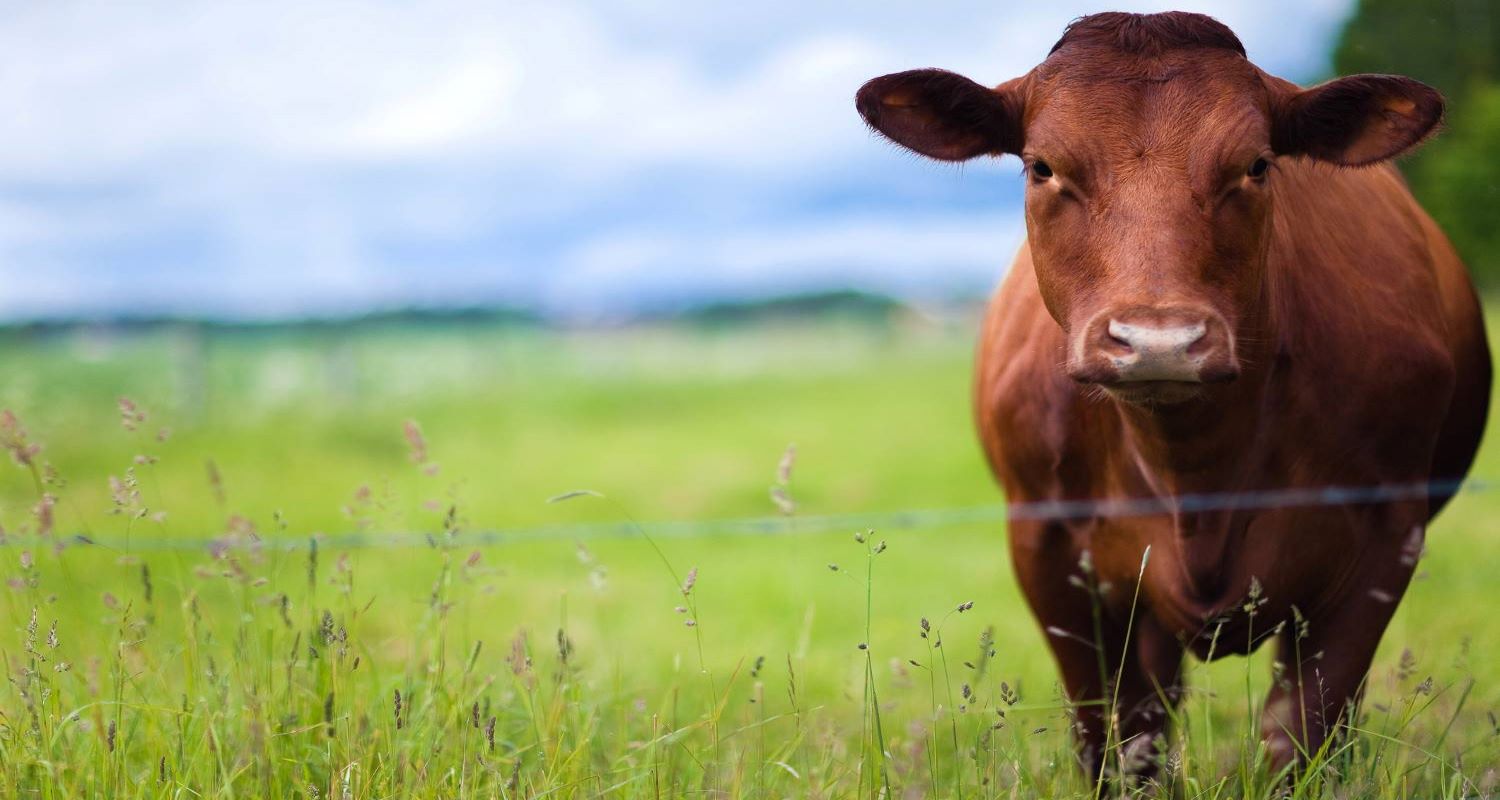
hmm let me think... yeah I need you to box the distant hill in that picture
[0,306,544,339]
[0,290,954,338]
[664,290,907,327]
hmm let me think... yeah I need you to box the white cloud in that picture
[0,0,1354,319]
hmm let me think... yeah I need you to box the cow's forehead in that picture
[1032,43,1257,85]
[1022,51,1271,161]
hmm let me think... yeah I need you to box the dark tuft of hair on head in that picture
[1049,11,1246,58]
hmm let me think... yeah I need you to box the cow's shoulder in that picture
[1266,162,1461,465]
[975,243,1101,501]
[1269,161,1452,363]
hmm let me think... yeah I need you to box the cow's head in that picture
[857,12,1442,405]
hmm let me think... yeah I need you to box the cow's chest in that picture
[1081,504,1381,653]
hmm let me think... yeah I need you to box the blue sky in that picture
[0,1,1353,321]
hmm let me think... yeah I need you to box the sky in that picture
[0,0,1354,321]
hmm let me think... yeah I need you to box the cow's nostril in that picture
[1107,319,1206,356]
[1186,331,1215,356]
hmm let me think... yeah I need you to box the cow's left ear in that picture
[1272,74,1444,166]
[856,69,1024,161]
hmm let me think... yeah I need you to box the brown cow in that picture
[857,11,1490,780]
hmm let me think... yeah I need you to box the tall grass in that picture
[1,398,1495,799]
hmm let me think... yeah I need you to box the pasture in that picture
[1,313,1497,798]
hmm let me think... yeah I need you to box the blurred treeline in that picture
[1335,0,1500,284]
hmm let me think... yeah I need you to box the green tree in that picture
[1334,0,1498,97]
[1419,84,1500,279]
[1334,0,1500,283]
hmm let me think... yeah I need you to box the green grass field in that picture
[1,315,1497,798]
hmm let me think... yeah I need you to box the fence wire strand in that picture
[2,478,1486,553]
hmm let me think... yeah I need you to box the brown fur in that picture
[857,11,1490,779]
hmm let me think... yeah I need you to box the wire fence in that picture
[4,477,1487,554]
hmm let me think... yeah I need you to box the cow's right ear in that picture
[856,69,1024,161]
[1271,74,1444,166]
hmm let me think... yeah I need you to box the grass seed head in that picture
[33,494,55,536]
[205,459,226,507]
[0,409,41,467]
[776,443,796,485]
[509,632,531,676]
[403,419,429,465]
[117,397,146,431]
[769,485,795,515]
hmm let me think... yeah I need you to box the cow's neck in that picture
[1111,325,1278,497]
[1109,353,1278,603]
[1114,388,1259,491]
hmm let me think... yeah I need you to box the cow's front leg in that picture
[1011,520,1183,780]
[1260,526,1420,772]
[1112,612,1185,780]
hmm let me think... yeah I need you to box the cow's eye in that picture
[1030,160,1054,180]
[1247,157,1270,179]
